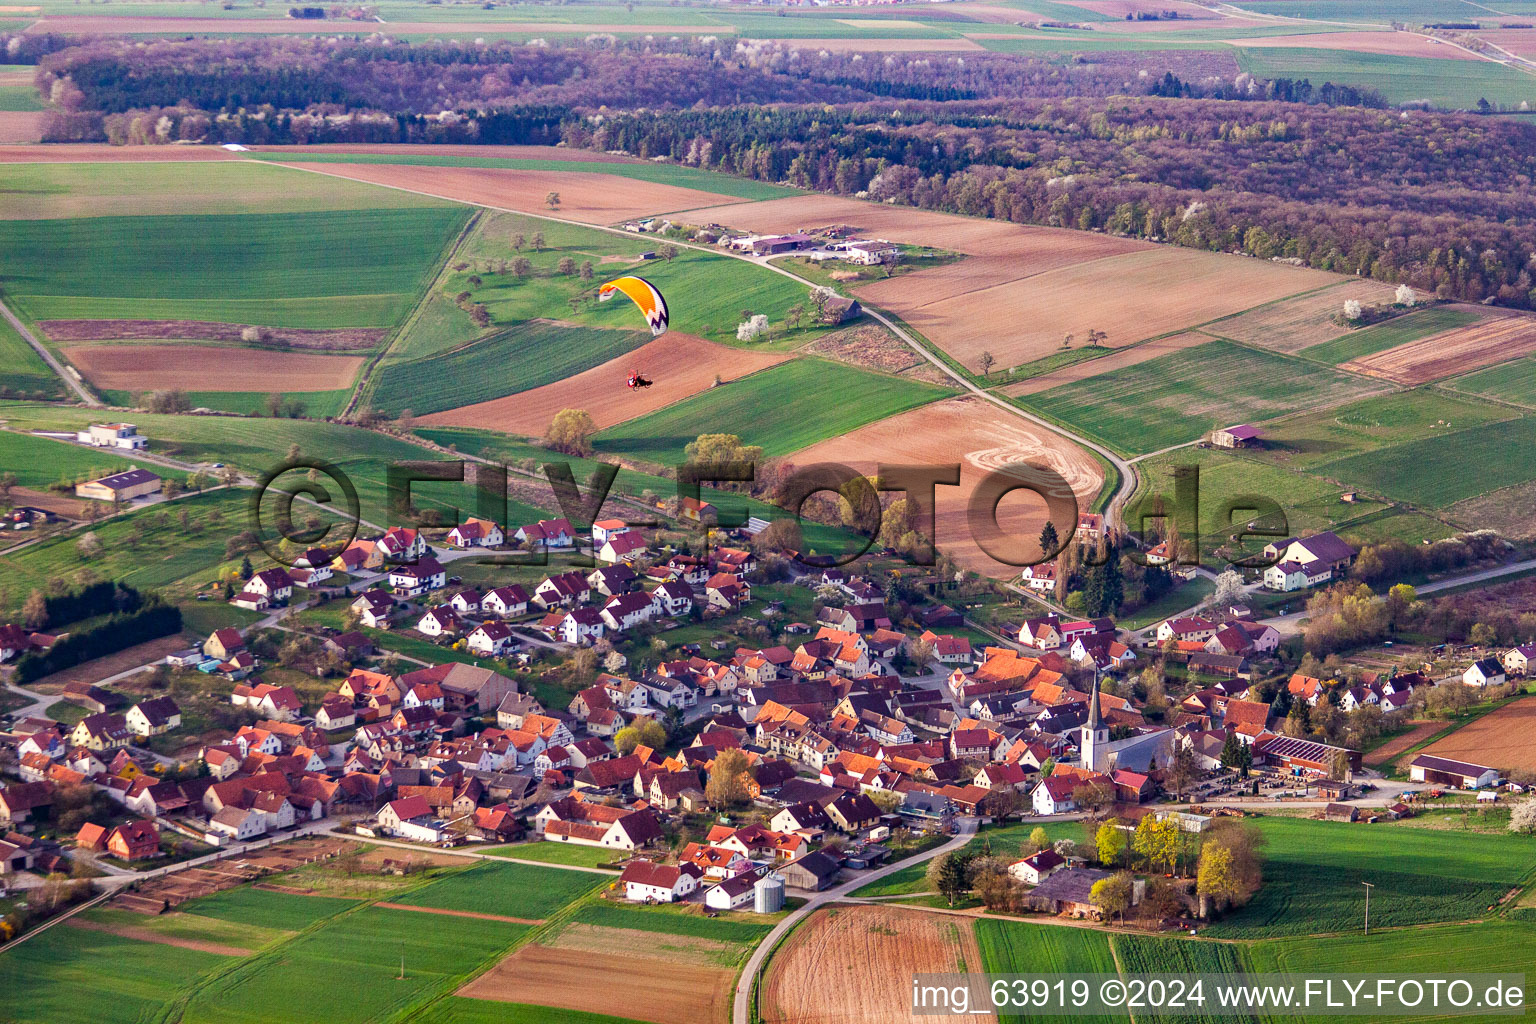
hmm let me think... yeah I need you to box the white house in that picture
[704,871,762,911]
[620,860,701,903]
[1031,776,1078,815]
[245,568,294,603]
[1464,658,1506,688]
[207,806,266,843]
[467,621,515,656]
[514,518,576,550]
[1156,617,1218,644]
[597,532,648,565]
[601,591,658,632]
[447,517,503,548]
[591,518,632,547]
[482,585,530,618]
[652,580,693,617]
[351,591,396,629]
[560,608,606,646]
[389,557,447,597]
[416,607,462,638]
[1019,563,1057,593]
[1503,644,1536,677]
[1008,848,1066,885]
[78,422,148,450]
[1263,559,1331,593]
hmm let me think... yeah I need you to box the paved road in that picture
[0,293,99,406]
[731,819,978,1024]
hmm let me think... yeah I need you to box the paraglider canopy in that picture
[599,276,669,337]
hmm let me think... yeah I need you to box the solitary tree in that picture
[1038,521,1059,558]
[512,233,526,251]
[531,231,545,251]
[580,260,594,281]
[1027,826,1052,854]
[977,350,996,378]
[705,748,751,808]
[926,851,971,907]
[545,191,560,210]
[544,408,598,457]
[512,256,532,278]
[659,243,679,262]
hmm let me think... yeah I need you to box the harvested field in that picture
[762,904,995,1024]
[1206,280,1400,353]
[781,37,986,51]
[354,848,468,869]
[807,323,924,374]
[686,193,1146,295]
[885,247,1335,367]
[1481,28,1536,59]
[276,162,746,224]
[254,143,639,163]
[33,634,188,694]
[1005,331,1209,396]
[459,943,734,1024]
[26,16,723,33]
[374,902,542,925]
[0,111,42,143]
[0,144,240,163]
[41,319,385,350]
[1226,31,1481,60]
[1422,697,1536,774]
[550,922,740,967]
[1342,310,1536,385]
[64,344,364,393]
[1062,0,1221,17]
[1364,720,1443,767]
[6,485,85,519]
[64,916,253,957]
[419,332,791,435]
[1447,478,1536,540]
[791,395,1102,577]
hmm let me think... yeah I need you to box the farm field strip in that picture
[1420,696,1536,773]
[1298,306,1480,365]
[63,343,365,393]
[1314,415,1536,509]
[1340,310,1536,385]
[1439,355,1536,408]
[1004,331,1211,396]
[1204,279,1401,354]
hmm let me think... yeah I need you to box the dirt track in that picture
[65,917,254,957]
[1422,697,1536,773]
[459,943,734,1024]
[30,635,189,693]
[762,904,995,1024]
[418,332,791,436]
[64,343,364,393]
[274,161,747,224]
[792,395,1103,577]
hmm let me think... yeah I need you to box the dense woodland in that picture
[12,34,1535,303]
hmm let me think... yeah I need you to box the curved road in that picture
[731,819,978,1024]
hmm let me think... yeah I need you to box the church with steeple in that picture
[1080,677,1109,773]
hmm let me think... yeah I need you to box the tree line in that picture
[14,598,182,684]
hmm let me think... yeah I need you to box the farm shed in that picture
[1255,735,1361,779]
[74,467,162,502]
[780,850,839,891]
[1408,754,1499,790]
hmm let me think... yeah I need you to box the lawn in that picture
[395,209,829,359]
[975,919,1126,1024]
[1021,339,1381,457]
[252,151,799,202]
[569,900,775,944]
[1117,576,1215,630]
[0,429,149,490]
[1442,356,1536,409]
[1297,307,1479,365]
[370,321,650,416]
[180,904,527,1024]
[592,357,949,465]
[177,886,360,931]
[1198,816,1536,938]
[0,923,233,1024]
[483,841,624,868]
[1314,415,1536,509]
[394,859,604,920]
[0,308,63,400]
[0,207,469,329]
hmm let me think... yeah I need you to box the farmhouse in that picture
[1463,658,1506,688]
[1023,868,1131,918]
[1409,754,1499,790]
[1504,644,1536,676]
[75,467,162,502]
[125,697,181,737]
[1008,849,1066,885]
[1262,532,1356,575]
[705,869,763,911]
[780,850,840,891]
[77,422,148,450]
[621,860,701,903]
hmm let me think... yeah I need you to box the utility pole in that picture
[1362,881,1374,935]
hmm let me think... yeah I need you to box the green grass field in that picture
[79,906,295,951]
[1022,339,1382,457]
[975,919,1126,1024]
[1233,47,1536,110]
[1443,356,1536,409]
[394,860,604,920]
[1314,414,1536,509]
[0,84,42,111]
[176,885,361,930]
[180,904,527,1024]
[592,357,949,465]
[0,207,469,329]
[0,923,234,1024]
[570,900,775,944]
[0,161,456,220]
[1199,817,1536,939]
[370,322,649,416]
[483,841,622,867]
[253,152,799,201]
[98,388,353,419]
[0,314,64,400]
[0,429,149,490]
[1297,308,1479,365]
[413,999,654,1024]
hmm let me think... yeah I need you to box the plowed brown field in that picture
[1226,31,1480,59]
[1342,311,1536,385]
[1422,697,1536,773]
[762,904,996,1024]
[792,395,1102,577]
[459,943,734,1024]
[0,112,44,144]
[276,162,747,224]
[418,332,790,435]
[64,344,364,392]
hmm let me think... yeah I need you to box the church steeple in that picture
[1088,676,1102,730]
[1082,677,1108,772]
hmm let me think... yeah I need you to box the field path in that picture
[260,156,1138,536]
[0,293,98,405]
